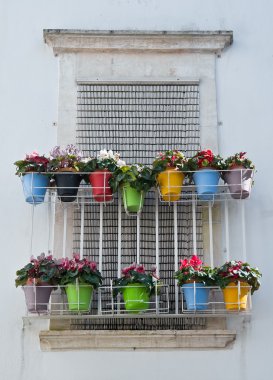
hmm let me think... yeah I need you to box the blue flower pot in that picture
[193,169,220,200]
[22,173,49,204]
[182,282,210,311]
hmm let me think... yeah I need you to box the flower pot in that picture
[224,166,253,199]
[65,283,93,311]
[193,168,220,200]
[21,173,49,204]
[222,281,251,311]
[122,184,145,213]
[23,283,53,313]
[181,282,210,311]
[89,169,113,202]
[157,168,185,201]
[54,171,82,202]
[122,283,150,313]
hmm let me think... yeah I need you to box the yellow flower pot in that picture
[222,281,251,310]
[157,168,185,201]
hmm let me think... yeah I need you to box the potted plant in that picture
[215,260,261,311]
[15,253,58,313]
[58,254,102,311]
[48,144,83,202]
[110,164,155,213]
[152,150,188,201]
[14,151,50,204]
[223,152,255,199]
[83,149,126,202]
[188,149,224,200]
[174,255,215,311]
[113,263,160,313]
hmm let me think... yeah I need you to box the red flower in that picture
[180,259,189,269]
[189,255,203,269]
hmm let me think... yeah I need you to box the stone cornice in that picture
[43,29,233,55]
[40,329,236,351]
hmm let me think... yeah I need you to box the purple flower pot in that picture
[23,283,53,313]
[224,166,253,199]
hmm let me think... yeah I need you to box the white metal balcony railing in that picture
[21,170,254,318]
[22,282,252,318]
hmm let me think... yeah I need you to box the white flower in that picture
[114,152,120,161]
[116,159,126,167]
[82,157,92,163]
[134,164,144,172]
[98,149,109,160]
[108,150,114,159]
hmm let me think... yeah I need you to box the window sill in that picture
[39,329,236,351]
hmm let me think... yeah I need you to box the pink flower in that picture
[90,262,97,271]
[136,265,145,274]
[73,253,80,262]
[26,151,39,159]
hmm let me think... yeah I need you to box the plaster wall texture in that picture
[0,1,273,380]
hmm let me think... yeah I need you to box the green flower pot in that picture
[65,283,93,311]
[122,283,150,313]
[122,185,144,213]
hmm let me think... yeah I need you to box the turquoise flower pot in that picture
[193,169,220,200]
[182,282,210,311]
[22,173,49,204]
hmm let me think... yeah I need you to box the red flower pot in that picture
[89,169,113,202]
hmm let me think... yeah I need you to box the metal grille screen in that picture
[73,83,205,330]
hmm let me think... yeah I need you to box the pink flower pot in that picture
[23,283,53,313]
[224,166,253,199]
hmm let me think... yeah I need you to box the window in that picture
[39,30,237,350]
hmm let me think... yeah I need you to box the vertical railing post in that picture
[155,192,160,314]
[79,203,85,259]
[208,201,214,267]
[224,200,230,261]
[62,206,67,258]
[137,214,141,264]
[173,202,179,314]
[241,201,247,262]
[98,203,104,315]
[192,200,197,254]
[117,192,122,313]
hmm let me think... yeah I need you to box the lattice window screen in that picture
[73,83,205,330]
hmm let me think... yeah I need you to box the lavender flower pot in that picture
[224,166,253,199]
[23,283,53,313]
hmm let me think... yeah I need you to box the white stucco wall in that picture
[1,1,273,379]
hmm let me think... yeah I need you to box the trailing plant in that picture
[57,253,102,289]
[48,144,84,172]
[174,255,215,286]
[15,253,59,287]
[14,151,49,176]
[110,164,155,193]
[113,263,160,298]
[215,260,261,294]
[152,150,188,174]
[83,149,126,173]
